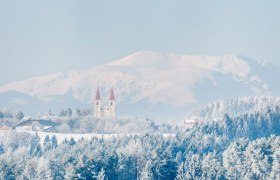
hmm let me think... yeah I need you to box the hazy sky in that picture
[1,1,280,85]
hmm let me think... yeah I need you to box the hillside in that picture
[0,51,280,122]
[187,96,280,122]
[0,103,280,179]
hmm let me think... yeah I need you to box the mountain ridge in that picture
[0,51,279,122]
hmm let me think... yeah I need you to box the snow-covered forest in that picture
[188,96,280,121]
[0,109,175,134]
[0,99,280,179]
[53,116,175,134]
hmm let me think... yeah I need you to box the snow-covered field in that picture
[26,131,122,143]
[0,130,175,144]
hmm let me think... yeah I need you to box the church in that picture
[94,87,115,118]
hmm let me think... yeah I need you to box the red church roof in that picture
[109,88,115,100]
[95,88,101,100]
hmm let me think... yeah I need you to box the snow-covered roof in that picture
[184,119,197,123]
[14,119,59,128]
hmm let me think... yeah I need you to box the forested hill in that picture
[0,104,280,179]
[180,104,280,155]
[188,96,280,121]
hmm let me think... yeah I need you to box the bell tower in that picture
[109,88,115,118]
[94,87,101,118]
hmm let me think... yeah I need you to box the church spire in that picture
[95,87,101,100]
[109,88,115,101]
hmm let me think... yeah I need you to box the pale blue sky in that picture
[0,1,280,85]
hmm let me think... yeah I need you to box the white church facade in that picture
[94,88,115,118]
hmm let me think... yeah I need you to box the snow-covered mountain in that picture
[0,51,280,122]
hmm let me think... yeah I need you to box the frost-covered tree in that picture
[36,157,52,179]
[51,135,58,149]
[244,138,273,179]
[139,160,153,180]
[201,152,225,179]
[186,154,202,179]
[176,162,187,180]
[64,164,76,179]
[223,138,249,179]
[175,151,183,164]
[270,148,280,179]
[21,158,38,179]
[96,167,106,180]
[28,133,42,157]
[15,111,24,120]
[57,122,71,133]
[67,108,73,117]
[68,137,76,146]
[0,143,4,155]
[43,135,51,152]
[59,109,66,117]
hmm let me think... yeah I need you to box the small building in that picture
[14,119,58,132]
[183,119,199,128]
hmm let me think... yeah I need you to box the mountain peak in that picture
[109,50,164,66]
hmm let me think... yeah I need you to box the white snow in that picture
[11,130,175,144]
[0,51,264,104]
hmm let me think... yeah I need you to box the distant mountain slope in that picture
[0,51,280,122]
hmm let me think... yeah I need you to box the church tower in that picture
[94,87,115,118]
[94,87,101,118]
[109,88,115,118]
